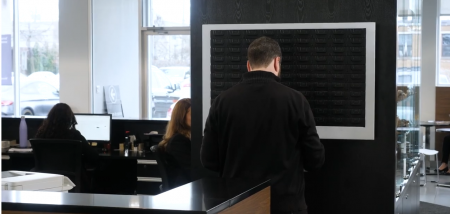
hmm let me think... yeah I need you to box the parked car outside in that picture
[160,66,190,85]
[2,80,60,116]
[149,66,181,119]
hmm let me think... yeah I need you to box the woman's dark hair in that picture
[35,103,77,139]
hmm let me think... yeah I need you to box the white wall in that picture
[59,0,91,113]
[420,0,439,150]
[92,0,139,118]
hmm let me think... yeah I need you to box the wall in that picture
[190,0,397,214]
[59,0,91,113]
[92,0,140,118]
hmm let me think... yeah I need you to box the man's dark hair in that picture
[247,36,282,69]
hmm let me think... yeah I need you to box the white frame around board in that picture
[202,23,376,140]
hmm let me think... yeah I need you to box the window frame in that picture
[139,0,190,119]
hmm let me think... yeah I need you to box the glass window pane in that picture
[17,0,60,116]
[440,16,450,85]
[398,34,413,57]
[147,34,190,120]
[442,0,450,15]
[396,0,422,197]
[143,0,190,27]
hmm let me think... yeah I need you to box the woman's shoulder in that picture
[167,133,190,146]
[68,129,86,140]
[171,133,190,141]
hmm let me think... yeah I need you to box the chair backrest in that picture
[150,145,170,192]
[29,138,83,193]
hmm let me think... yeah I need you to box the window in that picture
[1,0,60,116]
[442,34,450,57]
[398,34,413,57]
[143,0,190,27]
[439,16,450,85]
[143,0,190,120]
[91,0,190,120]
[398,74,412,83]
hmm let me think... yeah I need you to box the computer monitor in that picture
[74,114,111,142]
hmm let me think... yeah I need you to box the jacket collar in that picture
[242,71,281,82]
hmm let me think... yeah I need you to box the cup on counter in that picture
[138,143,144,152]
[119,143,124,151]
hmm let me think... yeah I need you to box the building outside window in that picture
[398,34,413,57]
[439,15,450,85]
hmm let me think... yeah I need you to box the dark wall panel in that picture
[191,0,397,214]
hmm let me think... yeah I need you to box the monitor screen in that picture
[74,114,111,142]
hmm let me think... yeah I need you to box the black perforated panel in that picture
[210,29,366,127]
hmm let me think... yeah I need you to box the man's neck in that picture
[249,69,277,76]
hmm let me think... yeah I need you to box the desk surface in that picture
[2,178,270,214]
[436,128,450,132]
[419,121,450,126]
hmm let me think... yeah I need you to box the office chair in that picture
[29,139,83,193]
[150,145,170,193]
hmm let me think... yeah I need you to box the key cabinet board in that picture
[202,23,375,140]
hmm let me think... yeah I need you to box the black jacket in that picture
[201,71,325,213]
[35,129,98,164]
[164,133,192,189]
[70,130,98,164]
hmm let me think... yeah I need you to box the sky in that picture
[150,0,190,26]
[18,0,59,22]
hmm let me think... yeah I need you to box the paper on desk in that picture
[8,148,32,152]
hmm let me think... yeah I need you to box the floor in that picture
[420,174,450,207]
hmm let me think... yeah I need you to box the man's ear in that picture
[247,61,252,71]
[274,57,281,72]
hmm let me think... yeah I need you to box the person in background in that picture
[201,36,325,214]
[437,135,450,174]
[158,98,192,190]
[35,103,98,192]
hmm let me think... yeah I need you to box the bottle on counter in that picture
[124,137,130,152]
[19,116,28,148]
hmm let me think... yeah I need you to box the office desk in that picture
[2,150,161,195]
[420,121,450,149]
[2,178,271,214]
[419,121,450,173]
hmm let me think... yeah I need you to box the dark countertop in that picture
[3,150,155,160]
[2,178,270,214]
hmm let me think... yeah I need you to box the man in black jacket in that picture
[201,36,325,214]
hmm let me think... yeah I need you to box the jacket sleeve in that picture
[300,99,325,172]
[201,100,221,172]
[167,135,191,172]
[73,130,98,163]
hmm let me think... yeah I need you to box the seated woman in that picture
[35,103,98,191]
[158,98,192,190]
[438,135,450,174]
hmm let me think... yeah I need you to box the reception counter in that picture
[2,178,270,214]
